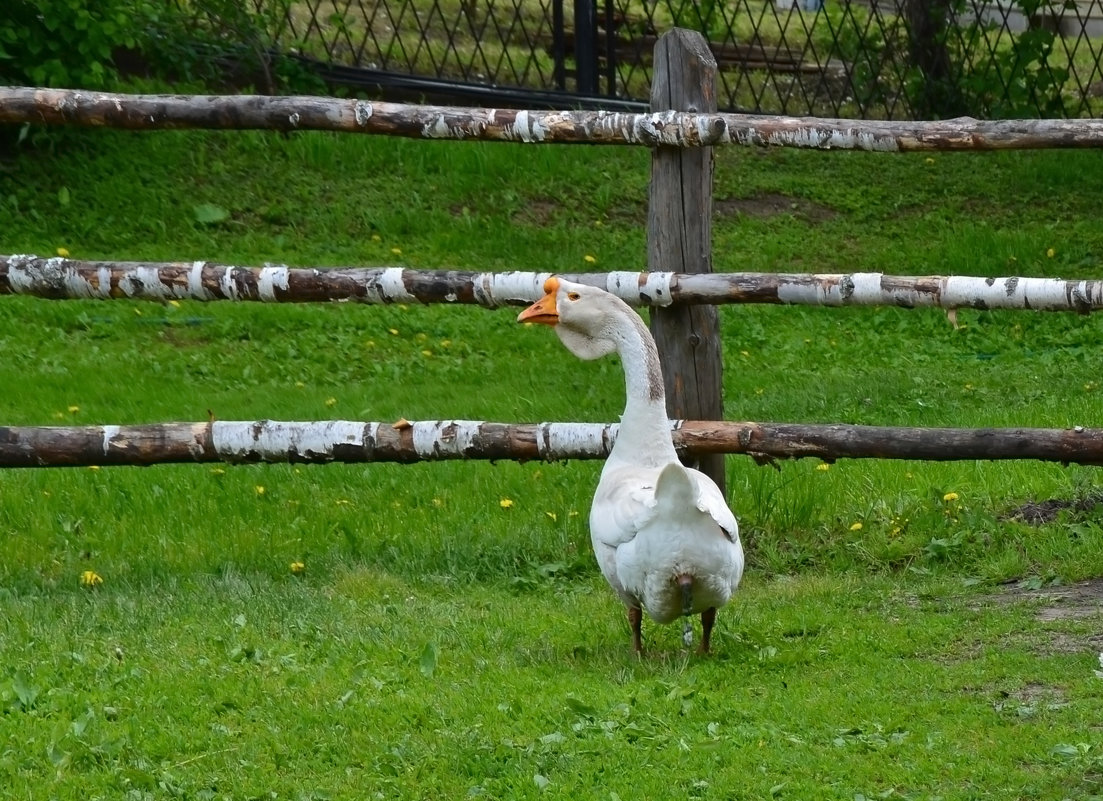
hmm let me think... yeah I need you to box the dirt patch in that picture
[1004,681,1067,706]
[986,578,1103,622]
[714,192,837,224]
[511,198,563,227]
[1002,492,1103,525]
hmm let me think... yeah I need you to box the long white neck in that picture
[607,307,679,469]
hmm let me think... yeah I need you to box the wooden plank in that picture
[647,28,726,495]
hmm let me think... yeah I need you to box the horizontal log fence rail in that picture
[4,255,1103,313]
[3,420,1103,469]
[5,87,1103,152]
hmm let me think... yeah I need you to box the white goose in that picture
[518,277,744,654]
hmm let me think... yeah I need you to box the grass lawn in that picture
[1,120,1102,799]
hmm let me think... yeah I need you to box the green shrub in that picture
[0,0,160,89]
[0,0,320,94]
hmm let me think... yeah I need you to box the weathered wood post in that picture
[647,28,726,496]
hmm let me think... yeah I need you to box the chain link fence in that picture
[182,0,1103,119]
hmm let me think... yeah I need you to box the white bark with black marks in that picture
[4,256,1103,313]
[3,419,1102,467]
[5,86,1103,151]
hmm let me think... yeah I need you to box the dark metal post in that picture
[603,0,617,97]
[553,0,566,91]
[573,0,599,94]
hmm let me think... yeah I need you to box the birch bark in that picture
[2,420,1101,467]
[4,256,1102,313]
[4,87,1103,150]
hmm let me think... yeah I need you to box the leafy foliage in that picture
[830,0,1077,119]
[0,0,158,89]
[0,0,320,94]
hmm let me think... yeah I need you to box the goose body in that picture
[518,277,744,653]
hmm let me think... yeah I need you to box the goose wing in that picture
[685,467,739,543]
[589,465,662,548]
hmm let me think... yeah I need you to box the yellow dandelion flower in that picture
[80,570,103,588]
[815,463,831,472]
[924,157,935,165]
[421,349,433,357]
[295,381,305,388]
[849,522,863,531]
[388,328,399,336]
[440,339,451,348]
[210,467,225,476]
[371,234,382,243]
[943,492,959,502]
[391,247,402,256]
[740,350,750,358]
[499,498,514,509]
[325,397,337,407]
[583,254,597,264]
[255,485,266,496]
[432,498,444,508]
[87,465,100,471]
[365,340,376,349]
[57,247,71,257]
[168,300,181,308]
[1046,248,1056,258]
[545,511,558,522]
[68,405,80,414]
[290,561,305,575]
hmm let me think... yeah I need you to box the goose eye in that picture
[567,292,581,301]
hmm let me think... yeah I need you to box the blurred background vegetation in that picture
[3,0,1102,120]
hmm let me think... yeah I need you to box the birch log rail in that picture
[4,255,1103,312]
[6,87,1103,151]
[3,419,1103,468]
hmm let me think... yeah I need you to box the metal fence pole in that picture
[573,0,599,94]
[553,0,567,91]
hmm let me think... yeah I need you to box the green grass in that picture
[2,125,1103,799]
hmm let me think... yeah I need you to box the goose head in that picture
[516,277,623,361]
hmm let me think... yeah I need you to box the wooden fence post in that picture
[647,28,726,496]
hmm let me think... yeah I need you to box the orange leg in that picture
[699,607,717,654]
[628,606,643,654]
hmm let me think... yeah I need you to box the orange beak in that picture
[517,277,560,325]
